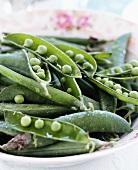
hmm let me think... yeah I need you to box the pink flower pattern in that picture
[76,16,89,28]
[55,13,89,30]
[56,13,72,29]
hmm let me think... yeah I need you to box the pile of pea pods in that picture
[0,32,137,157]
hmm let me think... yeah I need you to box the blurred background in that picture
[0,0,137,24]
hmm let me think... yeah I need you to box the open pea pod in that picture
[88,77,138,105]
[55,44,97,78]
[4,33,81,78]
[23,50,51,94]
[96,60,138,80]
[54,72,82,101]
[0,65,82,107]
[4,110,90,143]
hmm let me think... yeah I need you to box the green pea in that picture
[65,50,74,58]
[35,119,44,129]
[113,84,122,90]
[23,38,33,47]
[131,67,138,76]
[36,45,47,55]
[51,121,61,132]
[104,80,113,88]
[83,62,93,70]
[67,88,72,93]
[37,68,45,73]
[28,52,36,59]
[95,77,102,81]
[129,60,138,67]
[60,77,66,83]
[48,55,58,64]
[101,78,109,83]
[30,58,41,66]
[124,63,133,70]
[20,115,31,127]
[116,89,122,94]
[36,72,46,79]
[62,65,72,74]
[14,95,24,104]
[128,91,138,99]
[114,67,123,73]
[32,65,41,71]
[74,54,84,63]
[123,92,129,97]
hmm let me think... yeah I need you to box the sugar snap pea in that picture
[55,44,97,78]
[0,65,82,107]
[57,110,131,133]
[4,110,90,143]
[4,33,81,78]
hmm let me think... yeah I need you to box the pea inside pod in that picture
[55,44,97,78]
[4,110,90,143]
[4,33,81,78]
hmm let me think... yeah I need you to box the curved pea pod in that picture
[0,50,31,77]
[108,33,131,67]
[5,141,94,157]
[24,50,51,95]
[0,84,51,104]
[98,89,117,113]
[4,110,90,143]
[55,44,97,78]
[96,62,138,80]
[0,120,19,136]
[57,110,131,133]
[94,58,112,66]
[54,72,82,100]
[4,33,81,78]
[88,77,138,105]
[0,103,78,118]
[0,65,82,107]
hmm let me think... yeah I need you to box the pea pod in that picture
[108,33,131,67]
[0,103,77,118]
[0,120,19,136]
[83,95,100,110]
[4,110,90,143]
[55,44,97,78]
[4,141,94,157]
[0,65,82,107]
[4,33,81,78]
[96,60,138,80]
[54,72,82,100]
[0,50,31,77]
[88,77,138,105]
[88,52,112,58]
[0,84,52,104]
[57,110,131,133]
[98,89,117,113]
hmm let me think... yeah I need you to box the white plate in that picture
[0,9,138,169]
